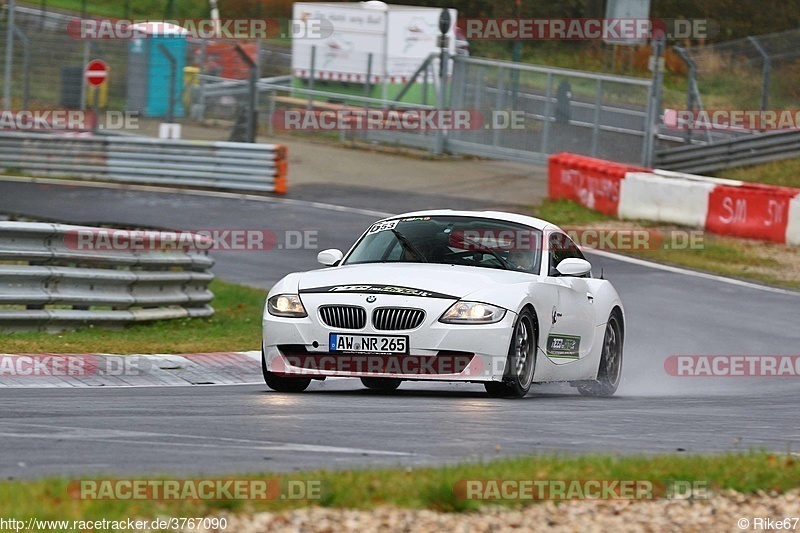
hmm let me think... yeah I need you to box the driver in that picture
[507,250,535,272]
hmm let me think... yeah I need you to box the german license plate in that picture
[329,333,408,354]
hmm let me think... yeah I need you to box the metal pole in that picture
[747,36,771,112]
[307,45,315,110]
[421,62,428,106]
[642,38,664,168]
[434,48,449,156]
[590,79,602,157]
[540,73,553,154]
[158,43,177,123]
[492,66,505,148]
[3,0,15,110]
[267,89,275,136]
[12,25,29,110]
[234,44,257,143]
[364,53,372,99]
[80,40,89,110]
[197,40,207,120]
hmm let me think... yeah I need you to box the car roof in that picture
[381,209,561,233]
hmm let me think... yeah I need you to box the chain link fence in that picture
[1,6,289,127]
[677,28,800,113]
[448,56,654,165]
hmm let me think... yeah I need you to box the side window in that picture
[549,233,585,275]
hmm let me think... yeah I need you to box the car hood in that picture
[297,263,535,300]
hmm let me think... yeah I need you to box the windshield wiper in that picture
[391,228,428,263]
[458,233,510,270]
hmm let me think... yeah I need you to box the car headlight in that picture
[267,294,307,318]
[439,301,506,324]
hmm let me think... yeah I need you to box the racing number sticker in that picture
[368,220,399,234]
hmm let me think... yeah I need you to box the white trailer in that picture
[292,1,457,101]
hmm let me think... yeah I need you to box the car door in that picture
[544,232,597,364]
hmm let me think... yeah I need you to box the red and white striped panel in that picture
[292,70,448,85]
[549,153,800,245]
[293,69,383,84]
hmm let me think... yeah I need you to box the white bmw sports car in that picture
[262,210,624,398]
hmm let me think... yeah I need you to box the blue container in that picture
[126,23,187,119]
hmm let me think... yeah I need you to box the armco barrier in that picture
[548,153,648,216]
[0,222,215,332]
[549,153,800,245]
[0,131,288,194]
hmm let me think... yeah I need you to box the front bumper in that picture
[263,293,516,382]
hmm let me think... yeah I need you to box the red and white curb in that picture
[549,153,800,245]
[0,351,262,388]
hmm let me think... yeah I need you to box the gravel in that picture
[192,490,800,532]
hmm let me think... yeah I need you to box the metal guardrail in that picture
[655,130,800,174]
[0,222,215,332]
[0,132,288,194]
[198,74,292,99]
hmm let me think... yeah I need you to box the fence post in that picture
[540,73,553,154]
[3,0,15,110]
[642,37,664,168]
[492,66,505,148]
[12,25,29,110]
[434,49,449,156]
[590,79,602,157]
[233,44,257,143]
[747,36,771,112]
[80,41,89,111]
[364,52,372,98]
[307,45,316,110]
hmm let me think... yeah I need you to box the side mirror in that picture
[317,248,344,266]
[556,258,592,277]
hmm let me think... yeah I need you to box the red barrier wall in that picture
[548,153,649,216]
[706,184,798,243]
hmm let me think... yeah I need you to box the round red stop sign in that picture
[85,59,108,87]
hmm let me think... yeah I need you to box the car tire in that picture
[262,349,311,393]
[577,312,623,397]
[361,377,402,391]
[484,308,537,399]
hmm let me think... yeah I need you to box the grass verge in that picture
[0,279,266,354]
[1,452,797,520]
[714,159,800,189]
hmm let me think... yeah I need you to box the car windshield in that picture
[344,216,543,273]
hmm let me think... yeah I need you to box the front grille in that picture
[318,305,367,329]
[372,307,425,331]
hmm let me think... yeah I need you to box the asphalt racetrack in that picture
[1,179,799,479]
